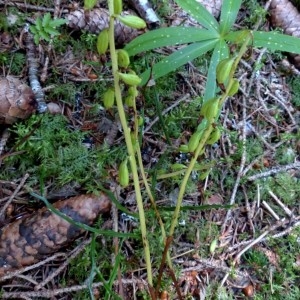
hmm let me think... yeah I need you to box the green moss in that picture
[287,76,300,108]
[2,114,127,189]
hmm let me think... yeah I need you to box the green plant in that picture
[125,0,300,100]
[29,12,66,45]
[122,0,300,296]
[79,0,300,298]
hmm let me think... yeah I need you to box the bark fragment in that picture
[0,193,111,276]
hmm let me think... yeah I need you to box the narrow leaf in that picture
[219,0,242,35]
[29,25,38,35]
[125,27,219,56]
[50,18,67,28]
[253,31,300,54]
[35,17,43,31]
[225,29,252,44]
[42,12,51,28]
[175,0,219,33]
[204,40,229,101]
[44,27,60,36]
[139,39,218,85]
[39,29,50,41]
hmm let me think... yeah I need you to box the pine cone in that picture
[67,8,141,45]
[0,193,111,276]
[270,0,300,68]
[0,76,36,124]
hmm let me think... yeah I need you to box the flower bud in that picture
[117,15,147,29]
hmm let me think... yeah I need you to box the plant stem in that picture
[168,123,213,237]
[169,31,253,239]
[107,3,153,288]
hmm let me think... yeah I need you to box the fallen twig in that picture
[247,161,300,181]
[0,173,29,222]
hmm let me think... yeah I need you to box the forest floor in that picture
[0,0,299,299]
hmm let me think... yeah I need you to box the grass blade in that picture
[204,40,229,101]
[139,39,218,85]
[175,0,219,32]
[125,27,219,56]
[219,0,242,35]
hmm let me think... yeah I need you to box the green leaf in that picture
[125,27,219,56]
[39,29,50,41]
[204,40,229,101]
[49,18,67,28]
[219,0,242,35]
[225,29,252,44]
[139,39,218,85]
[35,17,43,31]
[175,0,219,33]
[44,27,60,36]
[42,12,51,28]
[29,25,38,35]
[253,31,300,54]
[33,34,40,45]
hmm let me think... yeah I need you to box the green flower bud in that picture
[117,15,147,29]
[117,49,130,68]
[119,72,142,86]
[216,57,235,84]
[97,29,109,55]
[118,159,129,187]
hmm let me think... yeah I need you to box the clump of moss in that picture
[3,114,95,187]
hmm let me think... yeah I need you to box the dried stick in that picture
[268,190,294,217]
[262,200,280,220]
[221,217,288,286]
[35,237,92,290]
[0,173,29,222]
[0,252,66,282]
[0,1,69,13]
[144,94,190,133]
[247,161,300,181]
[265,89,296,125]
[221,93,247,233]
[226,215,300,253]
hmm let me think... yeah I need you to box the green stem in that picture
[107,3,153,287]
[169,31,253,238]
[220,32,253,106]
[168,124,213,237]
[136,143,172,269]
